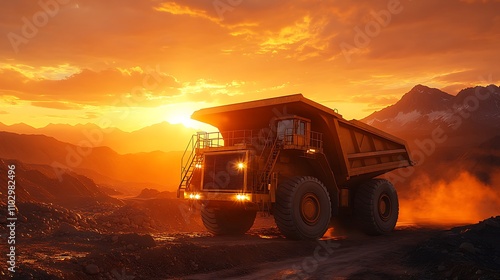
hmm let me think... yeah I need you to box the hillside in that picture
[0,132,182,194]
[0,159,120,208]
[0,121,197,154]
[363,84,500,155]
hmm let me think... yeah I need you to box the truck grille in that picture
[202,152,246,191]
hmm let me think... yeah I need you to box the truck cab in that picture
[180,115,321,202]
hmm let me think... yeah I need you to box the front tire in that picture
[354,179,399,235]
[274,176,332,240]
[201,204,256,235]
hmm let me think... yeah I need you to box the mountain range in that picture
[0,121,196,154]
[363,84,500,156]
[0,131,182,193]
[362,84,500,188]
[0,158,120,208]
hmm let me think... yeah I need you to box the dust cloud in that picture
[398,171,500,225]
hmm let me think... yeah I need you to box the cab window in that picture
[296,120,305,135]
[277,119,293,140]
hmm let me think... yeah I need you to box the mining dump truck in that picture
[178,94,412,239]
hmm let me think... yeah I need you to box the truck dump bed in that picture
[192,94,412,185]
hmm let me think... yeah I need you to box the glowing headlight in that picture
[187,193,201,200]
[236,162,245,170]
[195,163,202,169]
[235,194,250,201]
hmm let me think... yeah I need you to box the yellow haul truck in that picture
[178,94,412,239]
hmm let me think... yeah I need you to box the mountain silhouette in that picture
[0,159,120,208]
[0,132,182,193]
[0,121,197,154]
[363,84,500,149]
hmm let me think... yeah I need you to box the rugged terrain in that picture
[1,195,499,279]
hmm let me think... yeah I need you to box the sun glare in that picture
[168,114,199,129]
[164,103,217,131]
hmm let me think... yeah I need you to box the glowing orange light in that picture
[187,193,201,200]
[237,162,245,169]
[235,194,250,201]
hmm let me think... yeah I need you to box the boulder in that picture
[459,242,477,254]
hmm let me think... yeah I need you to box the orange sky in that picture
[1,0,499,131]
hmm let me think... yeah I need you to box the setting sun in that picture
[164,103,216,131]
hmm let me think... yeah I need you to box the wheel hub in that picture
[300,193,321,225]
[378,193,392,222]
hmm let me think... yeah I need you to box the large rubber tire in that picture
[201,205,256,235]
[274,176,332,240]
[354,179,399,235]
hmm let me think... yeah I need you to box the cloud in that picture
[0,67,181,105]
[154,1,219,23]
[434,69,494,84]
[2,0,499,66]
[83,112,99,119]
[31,101,81,110]
[362,1,500,59]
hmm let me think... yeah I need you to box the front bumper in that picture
[179,190,271,203]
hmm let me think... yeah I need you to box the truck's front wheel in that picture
[201,204,256,235]
[274,176,332,240]
[354,179,398,235]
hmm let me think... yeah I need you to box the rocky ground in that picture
[1,196,499,279]
[404,217,500,279]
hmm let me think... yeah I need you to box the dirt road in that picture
[2,200,499,279]
[185,224,441,280]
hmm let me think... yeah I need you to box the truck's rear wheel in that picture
[354,179,398,235]
[274,176,332,240]
[201,204,256,235]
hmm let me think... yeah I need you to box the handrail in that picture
[180,134,198,181]
[256,128,275,166]
[258,134,283,189]
[178,128,324,195]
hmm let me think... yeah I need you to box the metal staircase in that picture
[177,134,203,197]
[258,132,283,190]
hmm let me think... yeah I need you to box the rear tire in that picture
[201,204,256,235]
[274,176,332,240]
[354,179,398,235]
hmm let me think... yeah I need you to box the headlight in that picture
[235,194,250,201]
[185,192,201,200]
[236,162,245,170]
